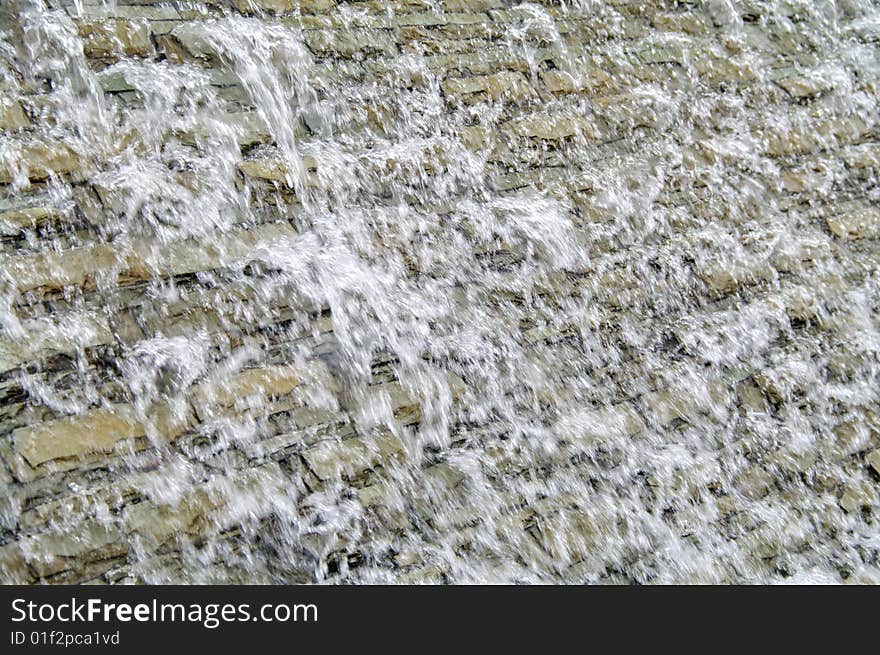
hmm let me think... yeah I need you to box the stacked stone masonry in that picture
[0,0,879,583]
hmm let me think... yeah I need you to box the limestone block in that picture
[169,23,220,60]
[775,73,834,99]
[232,0,337,15]
[0,544,29,584]
[762,115,867,157]
[458,125,492,151]
[635,39,688,65]
[0,141,83,184]
[780,163,833,194]
[192,360,337,419]
[734,464,774,500]
[540,67,616,95]
[123,492,214,548]
[1,222,297,293]
[867,450,880,476]
[178,111,272,149]
[829,418,875,461]
[507,112,595,141]
[0,310,114,374]
[304,29,397,58]
[0,242,120,292]
[839,480,876,513]
[533,508,614,564]
[72,7,184,21]
[424,462,466,490]
[239,156,298,185]
[20,518,125,578]
[0,98,29,131]
[652,11,712,35]
[843,143,880,169]
[75,19,153,58]
[0,205,58,236]
[826,205,880,240]
[770,236,831,272]
[735,378,769,413]
[698,258,775,297]
[11,403,189,468]
[693,55,756,85]
[301,431,406,480]
[443,0,502,11]
[442,71,533,104]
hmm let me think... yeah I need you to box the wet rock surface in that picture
[0,0,879,584]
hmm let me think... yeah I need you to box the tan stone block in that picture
[76,19,153,58]
[304,28,396,58]
[123,492,214,548]
[232,0,337,14]
[734,464,774,500]
[840,480,876,513]
[826,205,880,240]
[0,206,58,236]
[507,112,595,141]
[1,222,296,293]
[1,242,121,292]
[0,310,114,374]
[192,360,337,418]
[762,116,867,157]
[458,125,492,151]
[0,98,29,131]
[12,403,188,468]
[0,543,30,583]
[442,71,533,104]
[698,259,775,297]
[239,157,296,185]
[0,141,83,184]
[302,431,406,480]
[775,73,833,99]
[540,67,616,95]
[843,144,880,169]
[534,508,614,564]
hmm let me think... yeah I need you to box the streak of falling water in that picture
[1,0,879,584]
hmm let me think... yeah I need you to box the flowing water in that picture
[1,0,879,583]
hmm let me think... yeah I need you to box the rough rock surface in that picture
[0,0,879,584]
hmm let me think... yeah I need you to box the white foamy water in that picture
[0,0,878,584]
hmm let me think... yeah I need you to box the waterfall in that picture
[1,0,879,584]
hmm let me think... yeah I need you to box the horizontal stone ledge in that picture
[232,0,337,18]
[74,18,154,59]
[441,70,534,105]
[0,97,29,131]
[0,141,85,185]
[192,360,339,420]
[504,112,603,142]
[825,204,880,241]
[0,310,114,374]
[11,403,188,469]
[301,429,405,482]
[0,221,297,293]
[8,359,337,474]
[759,115,869,158]
[67,6,195,22]
[302,372,466,480]
[0,204,60,237]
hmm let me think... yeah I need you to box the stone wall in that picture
[1,0,879,583]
